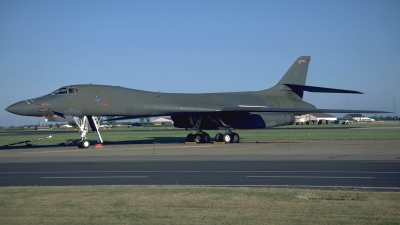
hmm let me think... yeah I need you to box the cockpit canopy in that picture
[51,87,79,95]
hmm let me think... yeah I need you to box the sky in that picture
[1,0,399,126]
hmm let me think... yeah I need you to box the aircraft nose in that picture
[5,101,31,116]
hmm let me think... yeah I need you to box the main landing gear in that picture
[186,129,240,143]
[185,116,212,143]
[214,128,240,143]
[73,116,103,148]
[186,132,211,143]
[185,115,240,144]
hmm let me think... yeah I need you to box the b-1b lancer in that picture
[6,56,387,148]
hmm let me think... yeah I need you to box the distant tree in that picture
[138,117,151,125]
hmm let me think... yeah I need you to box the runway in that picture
[1,140,399,190]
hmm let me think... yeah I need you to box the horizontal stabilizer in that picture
[284,84,363,98]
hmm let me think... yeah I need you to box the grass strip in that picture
[0,186,399,225]
[1,124,400,147]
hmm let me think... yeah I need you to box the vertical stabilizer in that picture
[272,56,311,99]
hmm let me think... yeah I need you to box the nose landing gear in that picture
[73,116,103,148]
[78,139,90,148]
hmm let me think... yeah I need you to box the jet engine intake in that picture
[230,112,295,129]
[258,112,295,128]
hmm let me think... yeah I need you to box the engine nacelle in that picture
[258,112,295,128]
[230,112,295,129]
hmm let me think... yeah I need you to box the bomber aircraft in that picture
[5,56,387,148]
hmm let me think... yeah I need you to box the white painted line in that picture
[41,176,148,179]
[247,176,374,179]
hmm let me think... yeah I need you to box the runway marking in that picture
[41,176,148,179]
[247,176,374,179]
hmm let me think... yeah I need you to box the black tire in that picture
[186,134,195,142]
[195,134,202,143]
[203,133,211,143]
[215,133,223,142]
[232,133,240,143]
[82,140,90,148]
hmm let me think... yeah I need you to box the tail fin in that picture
[272,56,311,99]
[270,56,363,99]
[277,56,311,86]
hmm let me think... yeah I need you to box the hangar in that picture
[151,117,174,125]
[296,113,337,124]
[343,114,375,122]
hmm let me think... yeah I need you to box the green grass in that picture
[0,187,399,225]
[1,123,400,147]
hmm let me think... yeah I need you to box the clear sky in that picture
[1,0,399,126]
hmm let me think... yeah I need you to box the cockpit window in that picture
[51,87,79,95]
[69,88,78,94]
[51,88,68,95]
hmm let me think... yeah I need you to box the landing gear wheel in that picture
[215,133,223,142]
[73,116,103,149]
[203,133,210,143]
[195,134,202,143]
[223,134,232,143]
[194,133,210,143]
[82,140,90,148]
[78,140,90,148]
[232,133,240,143]
[186,134,195,142]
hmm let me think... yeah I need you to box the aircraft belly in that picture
[60,109,83,117]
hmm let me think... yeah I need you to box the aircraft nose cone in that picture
[5,101,30,116]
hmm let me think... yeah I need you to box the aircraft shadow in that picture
[0,136,288,150]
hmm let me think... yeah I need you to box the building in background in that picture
[343,114,375,122]
[150,117,174,125]
[296,113,337,124]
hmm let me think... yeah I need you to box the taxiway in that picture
[0,140,399,190]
